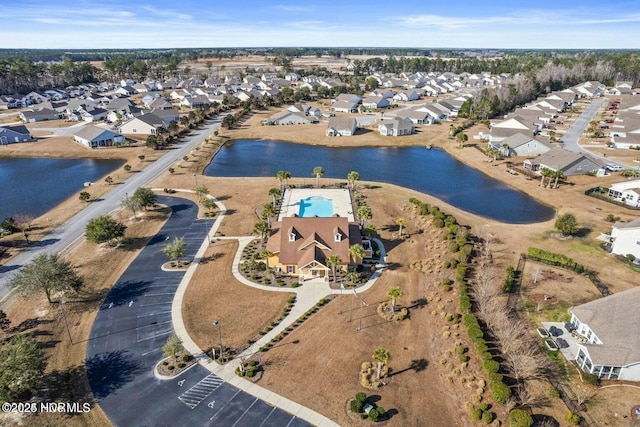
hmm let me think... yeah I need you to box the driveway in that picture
[561,98,606,153]
[86,196,312,426]
[0,116,224,300]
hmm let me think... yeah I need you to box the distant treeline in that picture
[1,48,640,103]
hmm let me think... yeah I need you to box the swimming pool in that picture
[298,196,334,217]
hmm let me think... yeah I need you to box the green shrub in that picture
[527,248,584,273]
[433,217,445,228]
[291,282,300,288]
[167,365,175,371]
[287,295,296,303]
[377,407,385,417]
[482,411,495,424]
[470,406,483,421]
[182,354,190,362]
[491,381,511,404]
[350,399,363,413]
[355,392,367,403]
[177,362,186,369]
[448,241,459,253]
[548,385,560,398]
[246,370,255,378]
[503,265,515,292]
[508,409,532,427]
[583,372,600,386]
[564,412,581,425]
[483,359,500,373]
[368,409,379,422]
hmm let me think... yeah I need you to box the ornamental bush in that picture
[508,409,532,427]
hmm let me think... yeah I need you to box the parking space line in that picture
[209,390,241,421]
[178,374,225,409]
[137,320,172,328]
[231,398,259,427]
[136,310,171,318]
[136,329,172,342]
[257,407,277,427]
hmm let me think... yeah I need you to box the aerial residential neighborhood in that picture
[2,2,640,427]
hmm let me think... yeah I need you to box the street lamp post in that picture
[193,173,198,187]
[213,320,223,362]
[60,300,72,344]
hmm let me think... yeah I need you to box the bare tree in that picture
[13,214,35,245]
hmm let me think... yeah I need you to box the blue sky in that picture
[3,1,640,49]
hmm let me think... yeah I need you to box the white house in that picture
[570,286,640,381]
[488,133,552,157]
[266,110,312,126]
[378,117,414,136]
[608,180,640,207]
[118,113,168,135]
[326,117,357,137]
[73,126,126,149]
[609,217,640,259]
[362,95,390,109]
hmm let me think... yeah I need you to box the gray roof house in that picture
[523,147,601,176]
[19,108,64,123]
[378,117,414,136]
[570,286,640,381]
[326,117,357,137]
[118,113,168,135]
[488,133,552,157]
[266,110,312,126]
[0,125,33,144]
[73,126,126,149]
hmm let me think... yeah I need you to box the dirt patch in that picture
[181,240,292,353]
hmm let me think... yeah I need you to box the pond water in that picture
[204,139,555,224]
[0,157,125,219]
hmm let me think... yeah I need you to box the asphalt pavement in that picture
[86,196,312,427]
[561,98,606,154]
[0,116,223,301]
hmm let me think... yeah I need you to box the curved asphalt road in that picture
[561,98,606,154]
[86,196,312,427]
[0,116,224,301]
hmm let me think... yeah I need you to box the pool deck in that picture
[278,188,355,222]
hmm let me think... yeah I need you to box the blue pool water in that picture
[298,197,334,217]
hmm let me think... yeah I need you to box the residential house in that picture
[148,108,179,125]
[265,110,313,126]
[330,101,359,114]
[0,125,33,144]
[146,97,173,110]
[362,95,391,109]
[19,108,64,122]
[180,95,211,109]
[118,113,168,135]
[488,133,552,157]
[398,109,434,125]
[489,117,537,143]
[569,286,640,380]
[265,216,363,280]
[326,117,357,137]
[523,147,601,176]
[334,94,362,104]
[607,180,640,207]
[378,117,415,136]
[393,90,420,102]
[115,85,137,97]
[73,126,126,148]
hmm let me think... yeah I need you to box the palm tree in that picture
[364,224,377,239]
[262,202,276,226]
[276,170,291,190]
[312,166,324,188]
[552,170,565,189]
[539,167,553,187]
[348,244,365,265]
[346,270,359,287]
[260,249,273,268]
[396,218,407,237]
[253,221,271,243]
[372,348,390,381]
[387,286,403,313]
[356,205,372,229]
[268,187,281,205]
[325,254,342,282]
[456,132,468,148]
[347,171,360,190]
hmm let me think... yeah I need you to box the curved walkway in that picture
[86,196,314,427]
[168,189,387,426]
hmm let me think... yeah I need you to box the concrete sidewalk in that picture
[169,189,387,427]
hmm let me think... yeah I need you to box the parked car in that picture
[606,164,623,171]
